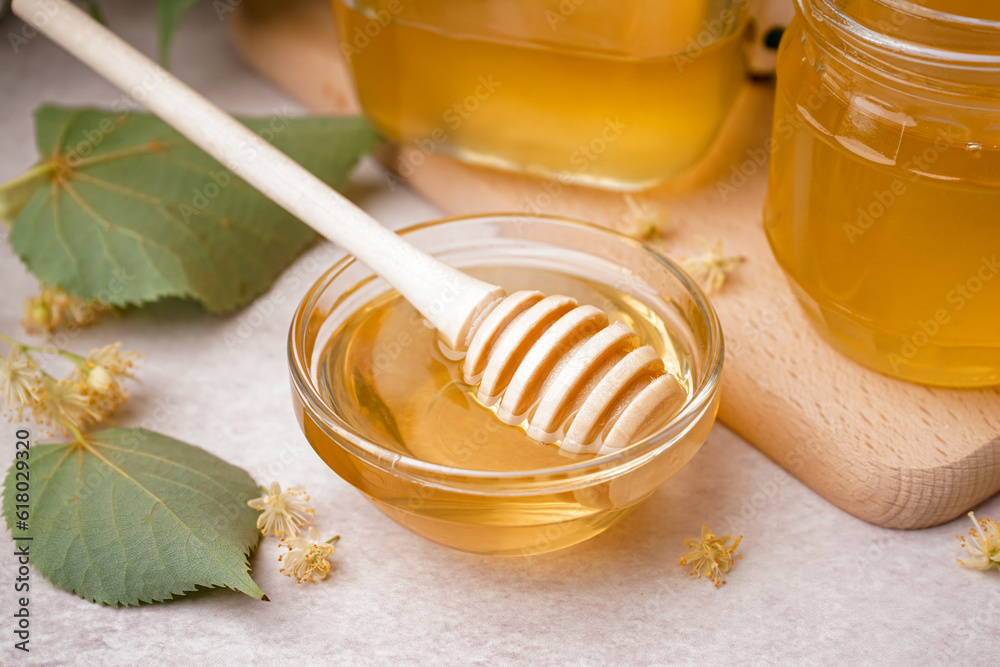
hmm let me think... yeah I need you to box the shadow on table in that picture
[427,429,772,595]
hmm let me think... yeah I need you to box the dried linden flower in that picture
[679,523,743,587]
[87,365,114,394]
[956,511,1000,572]
[0,351,39,413]
[622,194,668,240]
[74,343,141,420]
[22,285,107,335]
[35,376,100,434]
[681,238,745,294]
[279,527,340,584]
[85,342,138,378]
[247,482,316,537]
[0,334,141,436]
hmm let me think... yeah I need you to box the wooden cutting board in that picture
[229,0,1000,529]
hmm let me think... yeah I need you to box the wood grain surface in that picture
[230,0,1000,529]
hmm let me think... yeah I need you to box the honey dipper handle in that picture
[12,0,502,349]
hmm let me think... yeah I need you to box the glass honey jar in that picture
[765,0,1000,387]
[333,0,752,190]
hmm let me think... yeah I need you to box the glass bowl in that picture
[288,214,723,555]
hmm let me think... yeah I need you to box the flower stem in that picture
[1,333,54,379]
[58,418,91,447]
[0,332,87,366]
[326,535,341,545]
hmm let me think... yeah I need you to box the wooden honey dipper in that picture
[15,0,688,456]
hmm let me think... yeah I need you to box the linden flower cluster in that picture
[618,197,743,295]
[0,335,139,437]
[956,511,1000,573]
[681,238,745,295]
[622,194,670,241]
[679,523,743,587]
[22,285,107,335]
[279,528,341,584]
[247,483,315,538]
[248,482,340,584]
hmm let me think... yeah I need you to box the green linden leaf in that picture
[36,0,185,65]
[2,428,265,606]
[157,0,200,67]
[6,106,380,313]
[84,0,106,24]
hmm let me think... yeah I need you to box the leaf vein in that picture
[83,439,254,590]
[50,108,84,159]
[69,139,190,170]
[61,181,129,279]
[72,171,164,205]
[59,180,183,291]
[75,446,116,603]
[50,182,83,281]
[92,441,247,498]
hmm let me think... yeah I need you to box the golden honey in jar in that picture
[765,0,1000,387]
[333,0,751,190]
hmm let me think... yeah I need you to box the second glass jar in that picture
[334,0,751,190]
[765,0,1000,387]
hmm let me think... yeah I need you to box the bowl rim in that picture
[287,213,724,488]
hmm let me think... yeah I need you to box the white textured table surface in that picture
[1,2,998,665]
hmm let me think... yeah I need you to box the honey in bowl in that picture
[318,267,694,472]
[333,0,751,190]
[289,216,722,555]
